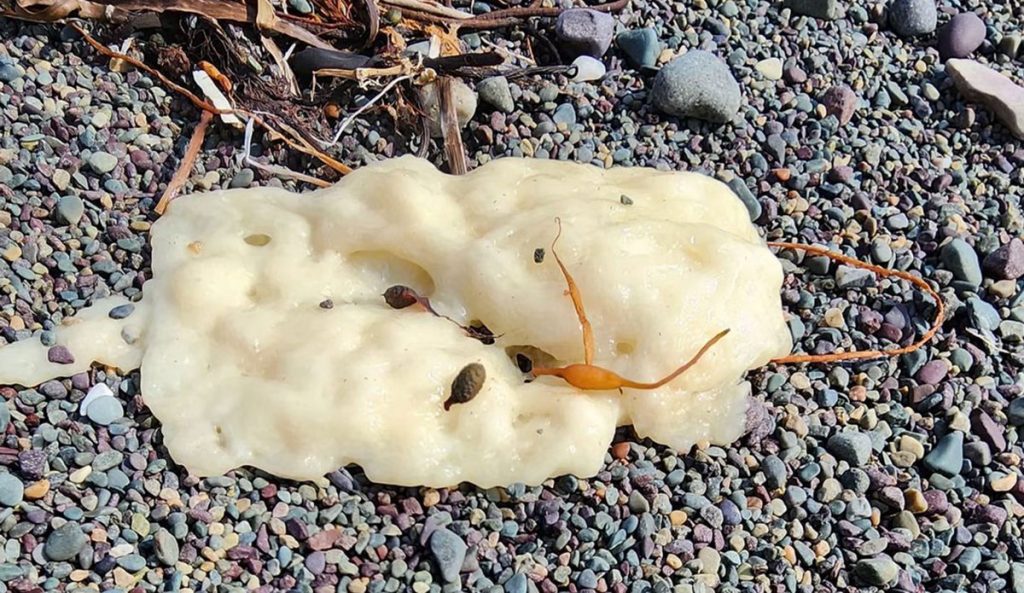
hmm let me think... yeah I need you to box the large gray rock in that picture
[854,556,900,586]
[946,59,1024,139]
[45,522,87,561]
[785,0,844,20]
[889,0,937,38]
[651,51,741,123]
[555,9,615,58]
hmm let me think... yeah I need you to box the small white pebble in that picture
[80,383,114,415]
[572,56,606,82]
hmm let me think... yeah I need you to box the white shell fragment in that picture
[572,55,607,82]
[80,382,115,415]
[192,70,242,127]
[0,156,791,487]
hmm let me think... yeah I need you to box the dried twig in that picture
[438,76,467,175]
[395,0,630,29]
[316,63,413,80]
[265,117,354,174]
[381,0,471,20]
[481,38,536,66]
[471,0,629,22]
[155,109,214,215]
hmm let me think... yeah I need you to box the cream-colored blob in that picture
[0,156,792,487]
[0,295,146,386]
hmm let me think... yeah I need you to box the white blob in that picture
[0,156,791,487]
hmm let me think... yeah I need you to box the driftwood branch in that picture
[438,76,467,175]
[155,109,214,214]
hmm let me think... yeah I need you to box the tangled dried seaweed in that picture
[0,0,631,206]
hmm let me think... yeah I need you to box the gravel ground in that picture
[2,1,1024,592]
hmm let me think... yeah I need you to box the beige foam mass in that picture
[0,156,791,486]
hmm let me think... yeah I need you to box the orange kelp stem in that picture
[767,242,946,365]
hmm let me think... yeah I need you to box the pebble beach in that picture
[1,0,1024,592]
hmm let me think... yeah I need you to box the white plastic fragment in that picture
[572,55,607,82]
[80,383,115,415]
[192,70,242,127]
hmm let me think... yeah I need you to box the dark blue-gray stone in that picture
[923,432,964,476]
[762,455,788,489]
[230,169,255,189]
[827,432,873,466]
[429,528,467,583]
[941,239,982,286]
[957,547,982,572]
[87,397,124,426]
[45,522,87,561]
[1009,398,1024,426]
[726,178,762,221]
[785,0,844,20]
[505,573,528,593]
[108,303,135,319]
[853,556,900,585]
[617,28,659,68]
[553,103,577,127]
[0,473,24,507]
[117,554,147,571]
[57,195,85,225]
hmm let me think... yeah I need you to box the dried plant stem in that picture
[768,242,946,364]
[315,64,412,80]
[438,76,468,175]
[155,109,214,215]
[400,0,631,29]
[382,0,471,20]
